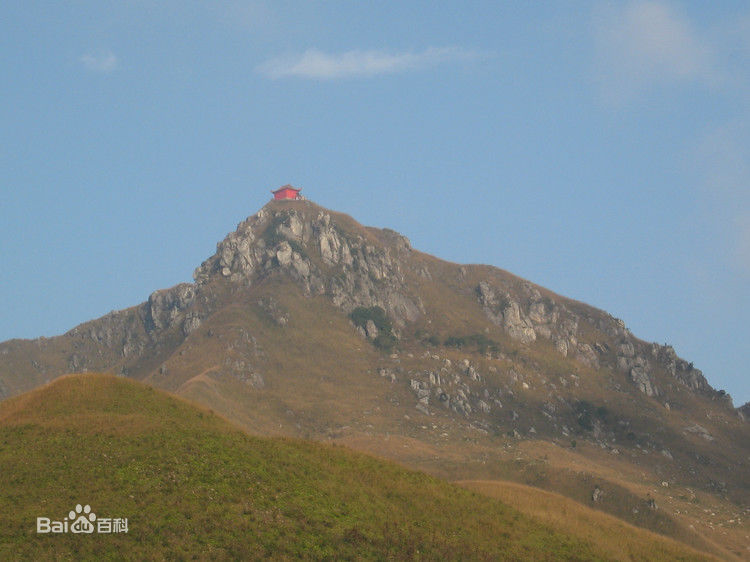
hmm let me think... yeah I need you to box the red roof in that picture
[271,184,301,194]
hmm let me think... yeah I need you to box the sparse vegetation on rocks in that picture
[349,306,396,350]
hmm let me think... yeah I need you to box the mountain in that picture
[1,198,748,558]
[0,374,717,560]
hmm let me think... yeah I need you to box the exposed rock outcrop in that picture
[649,343,711,393]
[476,281,578,350]
[145,283,196,334]
[194,205,421,328]
[616,340,657,397]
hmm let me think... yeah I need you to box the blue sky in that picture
[2,2,748,405]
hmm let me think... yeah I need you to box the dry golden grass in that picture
[459,480,725,561]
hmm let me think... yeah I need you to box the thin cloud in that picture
[257,47,480,79]
[593,1,716,103]
[80,50,118,73]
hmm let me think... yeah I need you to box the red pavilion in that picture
[271,185,303,200]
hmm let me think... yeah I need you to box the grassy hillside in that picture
[460,480,728,562]
[0,374,621,561]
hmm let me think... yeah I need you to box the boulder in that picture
[275,242,293,266]
[365,320,379,340]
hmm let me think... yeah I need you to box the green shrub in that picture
[349,307,395,351]
[444,335,467,348]
[575,401,594,431]
[373,333,397,351]
[443,334,500,355]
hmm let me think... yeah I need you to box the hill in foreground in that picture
[0,374,713,560]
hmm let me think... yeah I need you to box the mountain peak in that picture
[186,200,720,404]
[193,199,420,326]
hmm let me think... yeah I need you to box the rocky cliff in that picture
[193,205,422,326]
[190,200,724,405]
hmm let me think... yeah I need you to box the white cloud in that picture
[257,47,480,79]
[593,1,716,102]
[80,50,118,73]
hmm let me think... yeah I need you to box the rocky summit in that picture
[1,198,748,558]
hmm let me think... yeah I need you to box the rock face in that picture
[476,281,577,351]
[616,341,657,397]
[194,204,421,328]
[473,277,723,399]
[146,284,197,334]
[477,281,534,343]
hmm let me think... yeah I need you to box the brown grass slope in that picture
[151,276,745,559]
[459,480,730,562]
